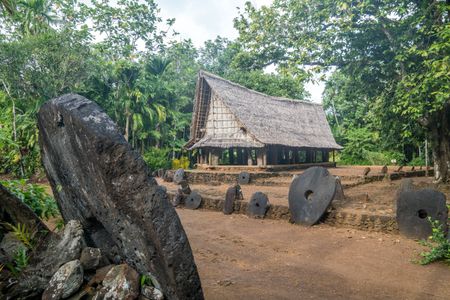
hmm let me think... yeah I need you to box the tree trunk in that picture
[429,103,450,183]
[124,110,130,142]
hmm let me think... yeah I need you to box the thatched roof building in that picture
[186,71,342,168]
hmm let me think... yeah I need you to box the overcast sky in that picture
[156,0,325,103]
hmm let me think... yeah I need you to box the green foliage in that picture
[408,156,426,167]
[6,247,29,277]
[418,218,450,265]
[2,222,38,249]
[172,156,189,170]
[0,179,59,219]
[142,147,171,171]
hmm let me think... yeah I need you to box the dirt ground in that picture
[178,209,450,300]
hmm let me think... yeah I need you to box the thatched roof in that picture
[186,71,342,150]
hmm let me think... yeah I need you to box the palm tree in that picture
[0,0,17,16]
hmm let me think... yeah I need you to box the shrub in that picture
[418,217,450,265]
[172,156,190,169]
[409,156,426,167]
[142,147,171,171]
[0,179,59,220]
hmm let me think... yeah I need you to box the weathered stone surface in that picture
[171,189,184,207]
[396,189,448,240]
[247,192,270,218]
[223,185,239,215]
[94,264,139,300]
[396,178,414,198]
[141,286,164,300]
[288,167,336,226]
[80,247,102,270]
[180,180,191,195]
[381,165,388,174]
[362,167,371,176]
[334,177,345,201]
[38,94,202,299]
[0,232,25,261]
[238,172,250,185]
[0,183,49,241]
[88,265,114,287]
[42,259,84,300]
[5,220,84,298]
[173,169,185,184]
[185,191,202,210]
[163,170,174,182]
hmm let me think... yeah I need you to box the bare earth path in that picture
[177,209,450,300]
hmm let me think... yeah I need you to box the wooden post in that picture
[262,148,267,166]
[256,148,265,166]
[247,149,253,166]
[211,149,219,166]
[333,150,335,162]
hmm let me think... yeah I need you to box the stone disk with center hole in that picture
[288,167,337,226]
[185,191,202,209]
[238,172,250,184]
[247,192,270,218]
[173,168,185,184]
[396,189,448,240]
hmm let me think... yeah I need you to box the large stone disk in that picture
[288,167,336,226]
[396,189,448,240]
[38,94,203,300]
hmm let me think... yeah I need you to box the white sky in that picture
[156,0,325,103]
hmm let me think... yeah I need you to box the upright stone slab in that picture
[173,169,185,184]
[223,185,239,215]
[185,191,201,210]
[396,189,448,240]
[38,94,203,300]
[247,192,270,218]
[288,167,336,226]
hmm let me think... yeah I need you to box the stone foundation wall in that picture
[168,191,398,234]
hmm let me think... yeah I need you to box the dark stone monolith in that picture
[238,171,250,184]
[37,94,203,300]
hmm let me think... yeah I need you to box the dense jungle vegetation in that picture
[0,0,448,182]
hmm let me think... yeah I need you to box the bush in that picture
[409,156,426,167]
[142,147,171,171]
[418,217,450,265]
[172,156,190,169]
[0,179,59,220]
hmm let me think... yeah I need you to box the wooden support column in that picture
[333,150,335,162]
[247,149,253,166]
[263,148,267,166]
[211,149,219,166]
[256,148,266,167]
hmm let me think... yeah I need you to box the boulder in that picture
[185,191,202,210]
[88,265,114,287]
[173,169,185,184]
[5,220,84,298]
[141,286,164,300]
[80,247,102,270]
[238,172,250,185]
[94,264,139,300]
[0,232,25,262]
[42,259,84,300]
[38,94,202,299]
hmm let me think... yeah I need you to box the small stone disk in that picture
[185,191,202,210]
[238,172,250,185]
